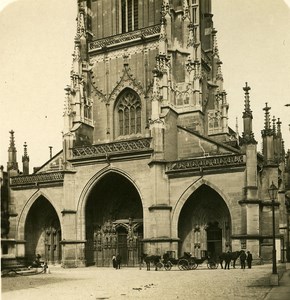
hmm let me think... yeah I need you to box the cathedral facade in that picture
[2,0,290,268]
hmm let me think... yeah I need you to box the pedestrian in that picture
[247,251,253,268]
[239,250,246,269]
[224,251,231,270]
[112,255,117,269]
[116,253,121,269]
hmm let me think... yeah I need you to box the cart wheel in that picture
[164,262,172,271]
[156,262,163,270]
[178,259,189,270]
[8,270,17,277]
[207,262,218,269]
[189,261,198,270]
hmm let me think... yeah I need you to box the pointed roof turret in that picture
[262,102,273,136]
[241,83,256,145]
[272,116,276,135]
[22,142,29,175]
[276,118,282,137]
[7,130,18,173]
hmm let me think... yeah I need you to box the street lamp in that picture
[268,181,278,274]
[286,193,290,262]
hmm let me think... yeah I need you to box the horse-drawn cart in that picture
[152,252,218,271]
[177,252,218,270]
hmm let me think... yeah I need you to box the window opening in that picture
[117,90,141,136]
[121,0,138,33]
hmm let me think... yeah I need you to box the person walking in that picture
[239,250,247,269]
[247,251,253,268]
[224,251,231,270]
[112,255,117,269]
[116,253,121,269]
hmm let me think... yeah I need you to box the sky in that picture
[0,0,290,172]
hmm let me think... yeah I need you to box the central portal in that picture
[85,172,143,267]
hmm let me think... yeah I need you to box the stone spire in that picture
[210,28,224,98]
[275,118,283,163]
[7,130,18,174]
[236,117,240,145]
[272,116,276,135]
[241,83,256,144]
[261,103,275,164]
[158,18,167,56]
[22,142,29,175]
[262,102,272,135]
[161,0,171,48]
[182,0,190,48]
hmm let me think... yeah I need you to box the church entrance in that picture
[25,196,61,264]
[178,185,231,259]
[85,172,143,267]
[206,222,222,260]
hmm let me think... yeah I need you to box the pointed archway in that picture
[25,196,61,264]
[85,172,143,267]
[178,184,231,260]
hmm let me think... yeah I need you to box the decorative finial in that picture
[243,82,251,93]
[49,146,53,159]
[242,82,252,118]
[23,142,28,157]
[9,130,15,147]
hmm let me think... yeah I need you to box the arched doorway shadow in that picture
[85,172,143,267]
[25,196,61,265]
[178,184,231,260]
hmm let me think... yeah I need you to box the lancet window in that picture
[116,89,141,136]
[121,0,138,33]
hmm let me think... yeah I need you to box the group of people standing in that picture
[239,250,253,269]
[223,250,253,270]
[112,254,121,269]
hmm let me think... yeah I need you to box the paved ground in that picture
[1,263,288,300]
[264,269,290,300]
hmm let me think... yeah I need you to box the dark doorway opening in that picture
[206,222,222,260]
[85,172,143,267]
[25,196,61,265]
[178,184,231,258]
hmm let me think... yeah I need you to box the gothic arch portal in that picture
[17,190,62,241]
[80,169,144,267]
[21,194,62,264]
[172,179,232,259]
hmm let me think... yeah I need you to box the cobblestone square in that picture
[2,264,278,300]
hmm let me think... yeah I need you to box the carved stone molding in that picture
[89,25,161,52]
[72,137,152,159]
[167,154,245,172]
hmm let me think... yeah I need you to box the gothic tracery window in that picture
[117,89,141,136]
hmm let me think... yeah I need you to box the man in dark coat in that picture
[240,250,247,269]
[116,253,121,269]
[224,251,231,270]
[247,251,253,268]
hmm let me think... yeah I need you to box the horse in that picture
[219,251,242,269]
[140,253,161,271]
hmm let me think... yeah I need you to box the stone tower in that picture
[62,0,233,164]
